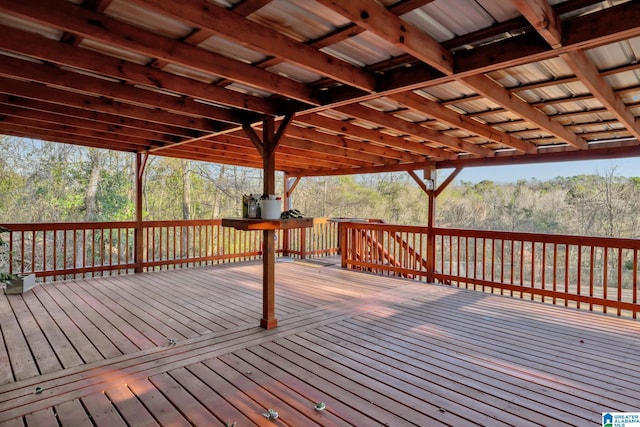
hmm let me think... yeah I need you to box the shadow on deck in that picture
[0,260,638,426]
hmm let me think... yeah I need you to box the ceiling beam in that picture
[388,92,538,154]
[512,0,562,48]
[315,0,453,75]
[561,51,640,141]
[0,0,318,105]
[0,23,276,115]
[0,94,201,139]
[131,0,378,92]
[0,76,221,133]
[0,55,244,126]
[332,104,493,157]
[459,74,588,150]
[294,114,455,161]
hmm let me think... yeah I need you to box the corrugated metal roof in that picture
[105,0,193,39]
[0,0,637,174]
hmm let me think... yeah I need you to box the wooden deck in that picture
[0,260,639,426]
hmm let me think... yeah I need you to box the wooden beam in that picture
[0,76,222,133]
[294,114,455,160]
[0,23,276,115]
[561,50,640,141]
[0,0,318,105]
[0,94,199,139]
[388,92,538,154]
[315,0,453,75]
[434,167,463,198]
[132,0,377,92]
[513,0,562,48]
[135,152,145,273]
[334,104,494,157]
[459,74,588,150]
[407,170,431,195]
[0,55,244,126]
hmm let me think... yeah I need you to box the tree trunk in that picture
[182,160,191,220]
[85,149,103,221]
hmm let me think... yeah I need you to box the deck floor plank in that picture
[218,351,369,427]
[251,341,420,426]
[182,362,279,426]
[21,290,85,369]
[77,277,179,346]
[31,287,104,365]
[113,274,217,335]
[23,407,57,427]
[81,392,127,427]
[54,281,144,354]
[133,268,254,328]
[146,372,224,426]
[39,284,122,363]
[54,398,93,426]
[85,275,203,341]
[163,366,255,427]
[0,261,638,426]
[104,385,160,427]
[127,378,192,427]
[7,295,61,376]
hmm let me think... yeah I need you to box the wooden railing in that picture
[4,218,639,318]
[434,228,640,318]
[340,222,640,318]
[340,221,430,279]
[0,218,340,280]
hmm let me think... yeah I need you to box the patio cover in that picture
[0,0,638,177]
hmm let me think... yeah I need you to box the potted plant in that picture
[0,226,36,294]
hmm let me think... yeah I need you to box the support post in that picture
[282,173,291,257]
[408,166,463,283]
[134,152,148,273]
[262,117,277,329]
[243,115,293,329]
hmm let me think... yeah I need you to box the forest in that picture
[1,136,639,239]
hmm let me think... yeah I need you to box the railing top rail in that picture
[0,221,137,231]
[434,227,640,249]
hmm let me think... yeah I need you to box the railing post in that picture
[426,171,436,282]
[340,222,347,268]
[300,227,307,259]
[135,152,147,273]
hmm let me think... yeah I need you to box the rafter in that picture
[131,0,377,92]
[315,0,453,76]
[387,92,538,154]
[332,104,493,157]
[0,0,318,105]
[294,114,455,160]
[0,23,276,115]
[561,51,640,141]
[0,77,221,133]
[459,74,588,150]
[512,0,562,48]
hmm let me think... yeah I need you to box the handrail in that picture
[0,218,340,280]
[340,222,640,319]
[3,218,638,319]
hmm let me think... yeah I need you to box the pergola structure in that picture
[1,2,640,424]
[1,0,639,330]
[0,0,638,173]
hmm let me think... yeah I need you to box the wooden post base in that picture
[260,318,278,329]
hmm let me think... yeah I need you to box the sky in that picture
[446,157,640,183]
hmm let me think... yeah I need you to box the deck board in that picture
[0,260,639,426]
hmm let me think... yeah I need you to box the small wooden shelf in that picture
[221,217,314,231]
